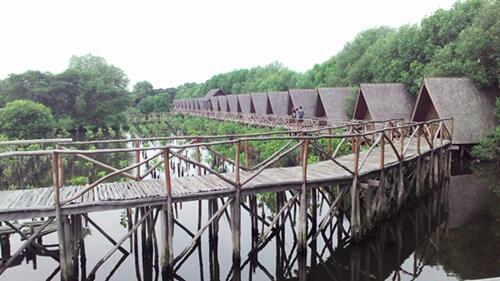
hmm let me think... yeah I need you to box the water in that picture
[0,154,498,281]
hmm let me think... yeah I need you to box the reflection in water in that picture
[0,162,499,280]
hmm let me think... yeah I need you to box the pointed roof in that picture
[210,97,220,111]
[194,99,201,110]
[205,88,226,98]
[251,92,272,115]
[289,89,324,118]
[268,91,292,116]
[217,95,229,112]
[412,77,499,144]
[353,83,416,121]
[318,87,352,120]
[227,95,241,113]
[238,94,255,114]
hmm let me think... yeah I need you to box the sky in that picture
[0,0,456,89]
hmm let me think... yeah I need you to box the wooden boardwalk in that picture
[0,118,454,280]
[0,139,449,220]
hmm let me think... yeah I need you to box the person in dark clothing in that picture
[297,106,304,122]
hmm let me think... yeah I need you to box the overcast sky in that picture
[0,0,456,89]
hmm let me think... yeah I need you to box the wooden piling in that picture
[350,136,360,239]
[53,151,71,281]
[160,148,174,276]
[231,141,241,265]
[298,139,309,254]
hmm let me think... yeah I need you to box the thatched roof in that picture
[200,99,211,110]
[251,92,272,115]
[210,97,220,111]
[268,91,292,116]
[412,77,499,144]
[289,89,325,118]
[353,83,416,121]
[205,89,225,98]
[217,96,229,112]
[227,95,241,113]
[238,94,255,114]
[318,88,352,120]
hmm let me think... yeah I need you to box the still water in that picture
[0,158,498,281]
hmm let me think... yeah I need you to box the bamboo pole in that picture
[53,152,71,280]
[135,139,141,180]
[160,148,174,276]
[351,136,360,239]
[231,141,241,264]
[298,139,309,254]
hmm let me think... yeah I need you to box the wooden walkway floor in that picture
[0,140,449,220]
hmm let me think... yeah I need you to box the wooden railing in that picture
[0,117,453,275]
[0,118,452,208]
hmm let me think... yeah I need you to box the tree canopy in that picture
[0,100,55,139]
[174,0,498,98]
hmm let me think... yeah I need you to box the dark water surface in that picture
[0,159,499,281]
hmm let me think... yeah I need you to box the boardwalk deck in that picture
[0,139,449,220]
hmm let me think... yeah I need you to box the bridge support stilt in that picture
[161,148,174,278]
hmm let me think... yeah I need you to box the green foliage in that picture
[0,100,55,139]
[344,87,359,118]
[472,98,500,162]
[173,0,498,98]
[0,54,130,132]
[138,92,172,114]
[67,176,88,186]
[175,62,303,98]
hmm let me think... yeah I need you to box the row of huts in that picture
[173,77,498,144]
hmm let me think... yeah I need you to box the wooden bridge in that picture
[0,118,453,280]
[132,109,340,129]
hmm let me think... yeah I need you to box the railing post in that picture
[351,136,360,239]
[399,127,404,157]
[53,151,71,281]
[135,139,141,180]
[244,141,250,169]
[416,126,422,196]
[161,148,174,277]
[380,132,385,169]
[195,139,201,176]
[231,141,241,265]
[298,138,309,281]
[328,128,333,156]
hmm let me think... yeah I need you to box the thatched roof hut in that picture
[199,89,226,109]
[217,96,229,112]
[251,92,272,115]
[194,99,201,110]
[268,91,292,116]
[318,88,352,120]
[200,98,211,110]
[412,77,499,144]
[238,94,255,114]
[353,83,416,121]
[227,95,241,113]
[289,89,325,118]
[210,97,220,111]
[205,88,226,98]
